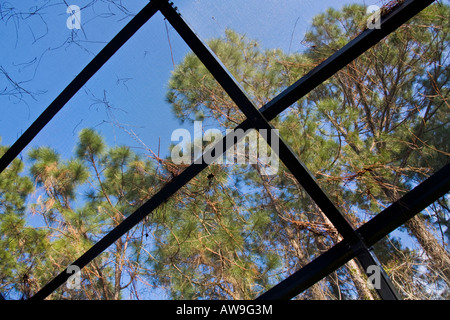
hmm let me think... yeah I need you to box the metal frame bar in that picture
[2,0,441,300]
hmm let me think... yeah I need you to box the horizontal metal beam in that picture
[358,166,450,246]
[253,0,435,299]
[0,0,162,174]
[257,162,450,300]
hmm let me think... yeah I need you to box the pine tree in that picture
[1,2,447,300]
[0,139,47,299]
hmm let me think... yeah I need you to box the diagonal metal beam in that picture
[30,0,435,300]
[257,162,450,300]
[160,0,358,242]
[0,0,163,175]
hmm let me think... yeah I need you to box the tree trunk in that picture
[287,229,328,300]
[255,165,328,299]
[345,259,376,300]
[374,175,450,286]
[314,229,376,300]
